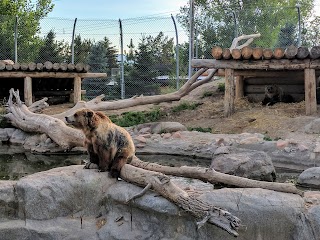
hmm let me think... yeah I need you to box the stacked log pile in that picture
[211,45,320,60]
[0,61,90,73]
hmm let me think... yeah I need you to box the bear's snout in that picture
[65,116,74,124]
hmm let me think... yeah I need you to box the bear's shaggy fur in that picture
[65,108,135,178]
[262,84,294,106]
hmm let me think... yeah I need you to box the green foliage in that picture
[188,127,212,133]
[201,91,215,98]
[177,1,314,50]
[36,30,64,63]
[217,83,225,92]
[172,101,201,113]
[263,135,273,141]
[109,108,164,127]
[0,0,54,61]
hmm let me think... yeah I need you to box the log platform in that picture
[192,46,320,116]
[0,62,107,106]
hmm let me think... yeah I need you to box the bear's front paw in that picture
[83,160,99,169]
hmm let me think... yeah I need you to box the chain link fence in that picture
[0,5,314,102]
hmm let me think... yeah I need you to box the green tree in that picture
[177,0,314,50]
[302,16,320,46]
[0,0,54,61]
[275,23,297,47]
[126,38,135,62]
[36,30,64,63]
[71,35,92,64]
[101,37,118,76]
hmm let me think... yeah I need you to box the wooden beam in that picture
[191,59,320,70]
[224,69,235,117]
[235,76,244,99]
[304,68,317,115]
[0,72,107,78]
[73,76,82,103]
[24,76,33,106]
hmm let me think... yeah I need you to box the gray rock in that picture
[16,166,117,220]
[305,118,320,134]
[211,149,276,181]
[297,167,320,188]
[0,166,319,239]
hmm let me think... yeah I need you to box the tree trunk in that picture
[121,164,241,236]
[130,157,302,195]
[51,68,217,121]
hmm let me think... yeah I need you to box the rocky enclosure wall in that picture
[0,165,319,240]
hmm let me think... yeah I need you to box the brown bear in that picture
[65,108,135,178]
[262,84,294,106]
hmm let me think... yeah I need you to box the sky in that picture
[48,0,188,19]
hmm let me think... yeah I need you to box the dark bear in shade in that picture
[65,108,135,178]
[262,85,294,106]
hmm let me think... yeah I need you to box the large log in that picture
[28,62,36,71]
[262,48,273,59]
[222,48,231,59]
[191,58,314,70]
[231,48,242,60]
[284,45,298,59]
[121,164,241,236]
[0,62,5,71]
[211,46,223,59]
[240,46,253,59]
[297,46,310,59]
[5,89,84,149]
[44,61,53,71]
[310,46,320,59]
[252,47,263,60]
[52,68,218,121]
[273,48,285,59]
[12,63,20,71]
[5,64,13,71]
[130,157,302,195]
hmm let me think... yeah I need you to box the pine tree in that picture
[36,30,64,63]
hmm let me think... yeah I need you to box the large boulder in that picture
[297,167,320,188]
[211,147,276,181]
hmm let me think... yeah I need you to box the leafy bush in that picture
[109,108,164,127]
[171,101,201,113]
[188,127,212,133]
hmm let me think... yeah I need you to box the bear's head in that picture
[65,108,109,130]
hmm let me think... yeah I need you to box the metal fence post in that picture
[296,4,301,47]
[171,14,180,90]
[14,16,18,63]
[119,19,125,99]
[231,11,238,38]
[71,18,77,64]
[188,0,194,79]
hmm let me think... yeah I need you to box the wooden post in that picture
[224,69,235,117]
[304,68,317,115]
[24,76,33,106]
[235,76,244,99]
[73,76,81,103]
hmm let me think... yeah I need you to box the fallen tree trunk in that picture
[51,68,217,121]
[5,89,84,150]
[121,164,241,236]
[130,156,303,196]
